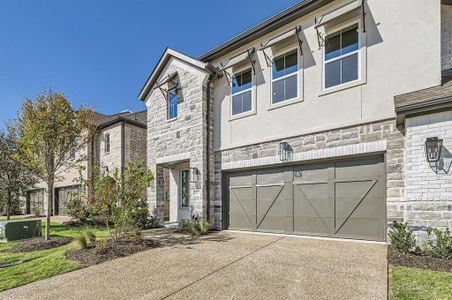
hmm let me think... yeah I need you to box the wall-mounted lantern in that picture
[425,137,443,163]
[279,141,290,161]
[190,167,200,183]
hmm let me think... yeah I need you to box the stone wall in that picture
[442,4,452,71]
[146,58,210,222]
[126,123,147,165]
[98,124,123,173]
[405,110,452,242]
[214,118,405,230]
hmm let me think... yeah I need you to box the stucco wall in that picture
[212,0,441,151]
[405,110,452,241]
[442,4,452,71]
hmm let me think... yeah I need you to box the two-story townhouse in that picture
[140,0,452,242]
[25,110,147,216]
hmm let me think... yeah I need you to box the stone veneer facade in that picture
[146,60,215,223]
[213,119,405,230]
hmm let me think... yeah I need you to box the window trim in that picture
[167,87,178,121]
[321,19,365,93]
[104,133,110,154]
[270,46,301,107]
[180,168,190,208]
[230,67,254,118]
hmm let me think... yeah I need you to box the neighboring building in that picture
[140,0,452,243]
[25,110,147,216]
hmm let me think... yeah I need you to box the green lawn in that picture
[390,266,452,300]
[0,222,109,292]
[0,216,25,221]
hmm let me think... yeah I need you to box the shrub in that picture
[178,219,209,236]
[423,228,452,260]
[74,229,97,249]
[65,194,90,220]
[389,221,416,253]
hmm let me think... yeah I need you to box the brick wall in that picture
[405,110,452,241]
[442,5,452,71]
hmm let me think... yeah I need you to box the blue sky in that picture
[0,0,300,127]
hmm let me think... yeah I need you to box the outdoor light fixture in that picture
[425,137,443,163]
[190,167,199,183]
[279,141,290,161]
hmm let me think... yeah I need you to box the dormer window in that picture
[168,88,178,120]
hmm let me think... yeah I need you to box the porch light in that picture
[425,137,443,163]
[190,167,199,183]
[279,142,290,161]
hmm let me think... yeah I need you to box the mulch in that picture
[65,239,161,265]
[4,236,73,253]
[388,245,452,273]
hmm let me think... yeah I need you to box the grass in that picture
[0,221,108,292]
[390,266,452,299]
[0,216,25,221]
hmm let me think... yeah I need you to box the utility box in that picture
[0,220,41,243]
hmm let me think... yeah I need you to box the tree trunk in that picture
[45,180,54,241]
[6,190,11,221]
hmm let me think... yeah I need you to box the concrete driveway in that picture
[0,230,387,300]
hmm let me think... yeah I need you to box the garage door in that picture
[55,186,80,216]
[226,156,386,241]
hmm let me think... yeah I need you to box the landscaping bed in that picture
[388,245,452,273]
[4,236,73,253]
[65,238,161,265]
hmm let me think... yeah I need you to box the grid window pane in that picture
[272,50,298,79]
[272,79,285,104]
[325,32,341,60]
[232,69,252,94]
[232,95,242,115]
[342,53,359,83]
[325,60,341,89]
[242,91,252,112]
[284,74,298,100]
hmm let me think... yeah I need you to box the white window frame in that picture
[230,67,254,118]
[180,168,190,208]
[104,133,110,154]
[270,46,300,107]
[167,88,178,121]
[322,19,364,92]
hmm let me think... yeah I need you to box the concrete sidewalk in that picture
[0,231,387,300]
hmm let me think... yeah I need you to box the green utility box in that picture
[0,219,41,243]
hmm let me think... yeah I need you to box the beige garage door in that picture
[227,156,386,241]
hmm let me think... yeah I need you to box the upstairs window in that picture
[324,24,359,89]
[69,140,76,160]
[168,88,178,120]
[271,49,298,104]
[104,133,110,154]
[231,69,252,116]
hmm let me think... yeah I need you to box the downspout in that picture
[205,69,220,224]
[121,121,126,185]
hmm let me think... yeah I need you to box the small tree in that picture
[11,89,95,240]
[83,160,153,241]
[0,128,37,220]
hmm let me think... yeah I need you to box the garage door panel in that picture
[294,184,332,217]
[256,168,287,185]
[256,185,288,233]
[335,218,385,241]
[293,163,330,182]
[229,187,255,230]
[229,172,254,187]
[335,157,384,179]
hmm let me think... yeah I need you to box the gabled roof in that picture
[138,48,212,101]
[96,110,147,129]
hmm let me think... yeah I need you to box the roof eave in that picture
[197,0,333,62]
